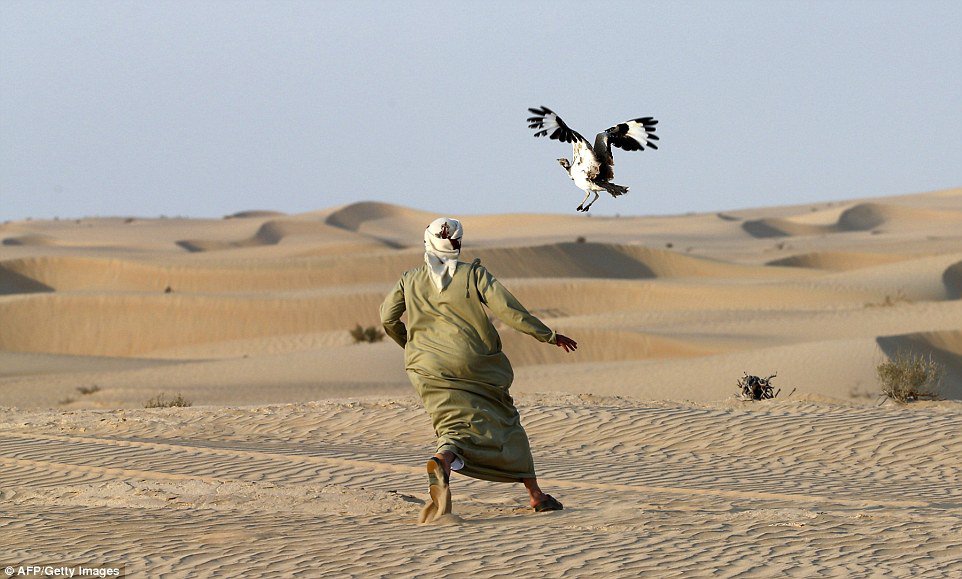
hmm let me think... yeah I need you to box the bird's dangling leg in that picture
[582,192,600,212]
[576,190,592,212]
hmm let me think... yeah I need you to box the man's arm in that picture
[379,278,407,348]
[475,266,557,343]
[475,266,578,352]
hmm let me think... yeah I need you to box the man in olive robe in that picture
[380,217,578,523]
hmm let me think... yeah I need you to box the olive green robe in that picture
[379,260,557,483]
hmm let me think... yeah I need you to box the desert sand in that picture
[2,188,961,577]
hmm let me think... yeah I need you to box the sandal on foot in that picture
[426,456,449,487]
[419,457,452,523]
[534,494,564,512]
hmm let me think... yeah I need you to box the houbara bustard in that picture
[527,106,659,212]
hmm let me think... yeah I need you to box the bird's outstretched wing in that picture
[605,117,659,152]
[592,132,615,181]
[527,106,589,144]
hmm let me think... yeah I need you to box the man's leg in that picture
[522,477,548,507]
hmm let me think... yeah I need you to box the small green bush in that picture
[145,393,192,408]
[350,324,385,344]
[877,351,944,402]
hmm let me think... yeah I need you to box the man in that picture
[380,217,578,523]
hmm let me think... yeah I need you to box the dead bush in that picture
[350,324,385,344]
[877,351,944,402]
[145,393,192,408]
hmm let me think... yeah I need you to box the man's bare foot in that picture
[528,490,548,509]
[522,477,561,509]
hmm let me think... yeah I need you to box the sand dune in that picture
[224,210,287,219]
[322,202,601,248]
[837,202,962,230]
[742,216,835,238]
[501,327,723,366]
[0,253,412,294]
[3,187,962,576]
[471,243,809,280]
[0,292,388,356]
[0,277,884,357]
[945,260,962,299]
[178,217,393,253]
[325,200,437,233]
[324,201,755,249]
[1,217,271,256]
[0,242,808,299]
[2,233,61,246]
[743,201,962,238]
[506,277,878,317]
[0,344,408,409]
[816,253,962,302]
[0,351,182,379]
[766,251,913,271]
[0,261,53,294]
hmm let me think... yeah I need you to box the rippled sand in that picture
[2,187,961,576]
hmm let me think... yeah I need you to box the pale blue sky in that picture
[2,0,960,220]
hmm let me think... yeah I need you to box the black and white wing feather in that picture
[605,117,659,152]
[527,106,589,144]
[592,132,615,182]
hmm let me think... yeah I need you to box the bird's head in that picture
[557,158,571,170]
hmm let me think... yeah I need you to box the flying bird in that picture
[527,106,659,212]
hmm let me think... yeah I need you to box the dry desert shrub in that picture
[145,393,192,408]
[877,351,944,403]
[865,290,912,308]
[350,324,384,344]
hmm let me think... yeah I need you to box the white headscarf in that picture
[423,217,463,291]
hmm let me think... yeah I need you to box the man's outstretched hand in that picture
[555,334,578,353]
